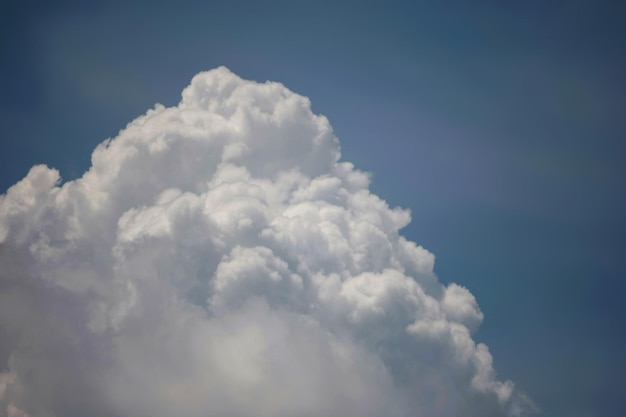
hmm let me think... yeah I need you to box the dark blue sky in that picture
[1,1,625,416]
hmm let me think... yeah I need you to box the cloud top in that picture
[0,67,528,417]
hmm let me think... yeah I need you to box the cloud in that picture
[0,67,532,417]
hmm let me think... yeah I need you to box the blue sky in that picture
[1,1,625,416]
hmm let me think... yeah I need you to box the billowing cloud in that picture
[0,67,531,417]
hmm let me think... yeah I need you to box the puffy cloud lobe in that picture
[0,67,531,417]
[441,283,484,334]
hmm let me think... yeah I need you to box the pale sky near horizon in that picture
[1,2,625,417]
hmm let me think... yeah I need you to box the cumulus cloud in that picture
[0,67,532,417]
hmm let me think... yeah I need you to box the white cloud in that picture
[0,67,533,417]
[441,283,484,334]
